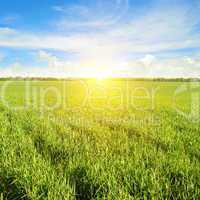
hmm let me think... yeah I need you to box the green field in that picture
[0,79,200,199]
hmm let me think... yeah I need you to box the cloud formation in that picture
[0,0,200,77]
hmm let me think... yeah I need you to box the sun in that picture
[81,59,116,79]
[95,71,110,80]
[89,68,113,81]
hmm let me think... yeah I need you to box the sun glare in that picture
[83,64,113,80]
[82,59,115,80]
[90,68,114,81]
[95,71,110,80]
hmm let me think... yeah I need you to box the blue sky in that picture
[0,0,200,77]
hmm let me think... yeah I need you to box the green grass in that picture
[0,79,200,199]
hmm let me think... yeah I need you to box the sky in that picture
[0,0,200,78]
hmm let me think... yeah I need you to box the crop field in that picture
[0,79,200,200]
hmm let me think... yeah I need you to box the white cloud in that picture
[0,61,66,78]
[119,54,200,78]
[38,50,57,63]
[0,27,16,35]
[184,57,196,65]
[0,53,200,78]
[140,55,156,67]
[38,50,73,70]
[0,0,200,55]
[0,1,200,77]
[54,0,129,29]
